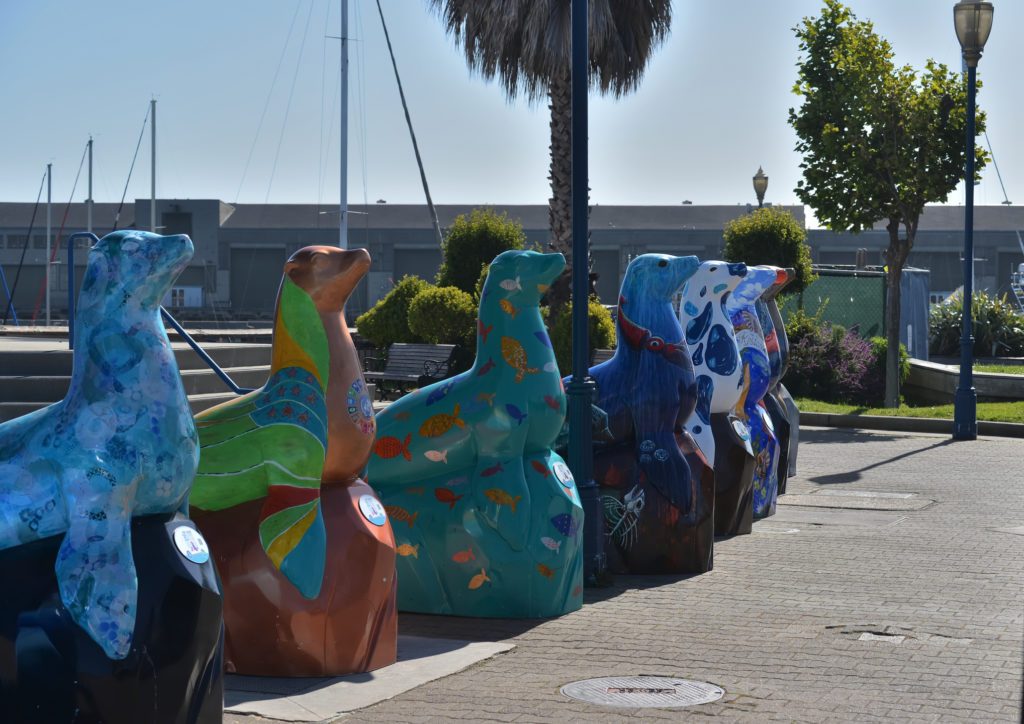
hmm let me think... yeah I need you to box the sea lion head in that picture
[731,265,780,309]
[284,246,371,312]
[621,253,699,303]
[79,230,193,312]
[484,250,565,307]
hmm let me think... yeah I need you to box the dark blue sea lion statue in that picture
[586,253,714,574]
[0,230,222,723]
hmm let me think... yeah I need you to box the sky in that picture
[1,1,1022,221]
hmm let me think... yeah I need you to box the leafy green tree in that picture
[789,0,987,407]
[354,275,431,349]
[722,207,816,296]
[428,0,671,320]
[436,208,530,295]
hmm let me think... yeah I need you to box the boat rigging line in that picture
[1,170,45,325]
[30,140,89,324]
[112,104,151,232]
[375,0,443,249]
[983,131,1011,206]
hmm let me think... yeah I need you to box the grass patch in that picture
[795,398,1024,424]
[974,363,1024,375]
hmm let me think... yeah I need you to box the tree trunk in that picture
[545,70,573,327]
[881,218,912,408]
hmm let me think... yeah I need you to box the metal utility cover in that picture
[561,676,724,708]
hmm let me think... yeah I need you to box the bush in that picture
[929,291,1024,357]
[407,286,477,346]
[784,307,908,406]
[548,299,616,376]
[722,207,816,295]
[437,208,532,295]
[354,275,432,349]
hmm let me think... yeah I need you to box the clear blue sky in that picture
[1,1,1021,219]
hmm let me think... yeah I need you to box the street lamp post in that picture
[952,0,993,441]
[753,167,768,208]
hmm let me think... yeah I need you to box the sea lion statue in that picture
[190,245,397,677]
[366,250,583,618]
[586,253,715,574]
[0,230,222,723]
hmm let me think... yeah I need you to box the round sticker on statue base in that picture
[173,526,210,564]
[359,494,388,527]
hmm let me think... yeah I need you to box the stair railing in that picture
[66,232,254,395]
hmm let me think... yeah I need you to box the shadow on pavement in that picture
[799,428,953,485]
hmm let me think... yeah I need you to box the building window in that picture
[162,211,193,237]
[169,288,185,307]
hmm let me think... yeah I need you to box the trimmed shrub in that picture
[437,208,532,295]
[929,291,1024,357]
[548,299,616,376]
[354,275,431,349]
[722,206,816,295]
[407,286,477,346]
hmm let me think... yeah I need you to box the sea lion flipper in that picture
[55,483,136,659]
[258,485,326,599]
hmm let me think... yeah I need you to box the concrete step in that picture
[0,343,272,376]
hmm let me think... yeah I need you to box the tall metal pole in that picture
[46,163,51,326]
[953,63,978,440]
[339,0,348,249]
[568,0,604,583]
[150,99,156,233]
[87,137,93,234]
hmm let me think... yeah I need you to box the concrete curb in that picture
[800,411,1024,439]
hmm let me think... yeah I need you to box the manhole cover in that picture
[561,676,723,708]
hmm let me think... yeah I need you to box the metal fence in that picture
[793,267,887,339]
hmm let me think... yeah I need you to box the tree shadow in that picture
[799,429,954,485]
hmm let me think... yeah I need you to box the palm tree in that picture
[429,0,671,318]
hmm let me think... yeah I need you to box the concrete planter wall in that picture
[904,359,1024,404]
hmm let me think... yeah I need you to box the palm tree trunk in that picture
[545,69,574,327]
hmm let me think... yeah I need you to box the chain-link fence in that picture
[792,267,887,338]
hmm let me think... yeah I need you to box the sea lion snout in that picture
[285,246,371,311]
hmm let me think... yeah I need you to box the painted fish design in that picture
[384,505,418,529]
[434,487,464,510]
[505,403,527,426]
[540,536,561,552]
[392,410,412,421]
[534,330,553,348]
[426,379,456,406]
[405,486,425,496]
[478,320,494,343]
[418,403,467,437]
[480,462,504,477]
[468,568,490,590]
[477,357,496,376]
[531,460,551,478]
[543,395,561,412]
[374,433,412,461]
[451,547,476,563]
[484,488,521,513]
[499,299,520,318]
[476,391,496,405]
[424,449,448,463]
[499,276,522,291]
[501,336,539,383]
[396,543,419,558]
[537,564,556,581]
[551,513,580,542]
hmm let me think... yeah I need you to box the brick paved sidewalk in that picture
[228,427,1024,723]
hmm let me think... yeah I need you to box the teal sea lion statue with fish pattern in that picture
[0,230,222,722]
[365,250,583,617]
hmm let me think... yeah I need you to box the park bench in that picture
[591,348,615,365]
[363,343,457,400]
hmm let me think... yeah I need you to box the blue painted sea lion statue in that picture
[365,250,583,617]
[586,253,714,573]
[0,230,222,722]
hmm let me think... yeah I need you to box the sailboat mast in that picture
[46,163,51,326]
[151,99,157,233]
[87,137,93,234]
[339,0,348,250]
